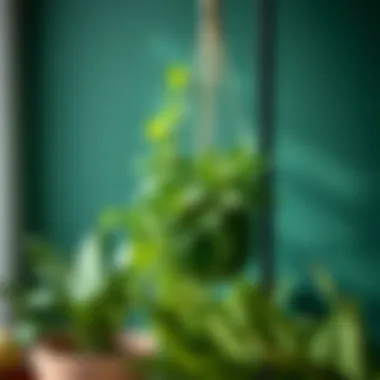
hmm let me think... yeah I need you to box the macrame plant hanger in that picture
[257,0,277,295]
[195,0,254,153]
[196,0,224,151]
[196,0,277,295]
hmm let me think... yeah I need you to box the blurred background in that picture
[1,0,379,364]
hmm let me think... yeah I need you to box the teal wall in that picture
[24,0,254,248]
[24,0,378,342]
[275,0,379,347]
[277,0,379,283]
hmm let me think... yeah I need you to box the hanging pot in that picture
[177,205,252,280]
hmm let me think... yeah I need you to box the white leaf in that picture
[68,233,105,303]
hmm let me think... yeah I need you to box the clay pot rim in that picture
[30,331,157,360]
[31,347,126,364]
[29,333,121,360]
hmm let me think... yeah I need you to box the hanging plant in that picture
[99,0,264,283]
[102,62,264,282]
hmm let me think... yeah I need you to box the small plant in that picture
[4,232,131,354]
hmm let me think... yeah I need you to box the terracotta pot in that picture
[27,334,148,380]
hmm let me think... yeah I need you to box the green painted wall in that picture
[277,0,379,280]
[276,0,379,347]
[24,0,255,248]
[24,0,378,342]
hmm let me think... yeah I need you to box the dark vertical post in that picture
[257,0,277,295]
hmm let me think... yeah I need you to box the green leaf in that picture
[308,303,366,380]
[311,265,340,304]
[99,207,129,232]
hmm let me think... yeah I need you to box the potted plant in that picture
[2,231,143,380]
